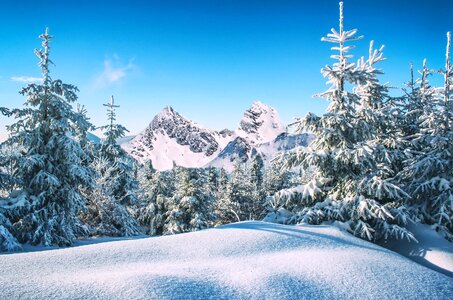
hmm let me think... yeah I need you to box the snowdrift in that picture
[1,221,452,299]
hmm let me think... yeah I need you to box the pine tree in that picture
[82,96,139,237]
[137,164,175,235]
[100,96,129,149]
[215,162,254,224]
[263,158,292,196]
[0,209,21,251]
[80,156,139,237]
[284,2,414,241]
[97,96,137,206]
[0,142,22,195]
[403,33,453,240]
[249,154,266,219]
[0,115,24,251]
[164,167,211,234]
[398,63,425,138]
[5,28,93,246]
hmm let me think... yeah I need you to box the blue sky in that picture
[0,0,451,140]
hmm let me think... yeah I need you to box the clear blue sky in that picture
[0,0,451,140]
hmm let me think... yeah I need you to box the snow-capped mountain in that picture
[122,106,235,170]
[122,101,312,171]
[208,132,314,172]
[237,101,285,145]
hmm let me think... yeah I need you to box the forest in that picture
[0,1,452,252]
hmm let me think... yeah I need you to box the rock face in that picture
[215,137,251,164]
[237,101,285,145]
[122,101,313,171]
[143,106,219,156]
[122,106,223,170]
[208,132,314,172]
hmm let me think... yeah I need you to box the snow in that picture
[380,222,453,277]
[122,102,302,171]
[123,131,221,170]
[237,101,286,145]
[207,133,314,172]
[1,221,452,299]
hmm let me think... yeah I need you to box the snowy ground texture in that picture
[1,221,452,300]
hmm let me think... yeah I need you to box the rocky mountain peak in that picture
[237,101,285,145]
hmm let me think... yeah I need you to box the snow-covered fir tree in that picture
[283,2,414,241]
[82,96,139,237]
[0,205,21,251]
[206,166,220,198]
[164,167,211,234]
[97,96,138,206]
[0,142,23,196]
[402,33,453,240]
[263,158,292,197]
[0,114,24,251]
[80,156,139,237]
[249,154,266,219]
[215,162,254,224]
[398,64,425,138]
[137,162,176,235]
[4,28,93,246]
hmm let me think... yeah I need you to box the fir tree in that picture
[82,96,139,237]
[80,156,139,237]
[250,154,266,219]
[403,33,453,240]
[97,96,137,206]
[137,165,175,235]
[215,162,254,224]
[99,96,129,149]
[5,28,93,246]
[0,142,22,195]
[164,167,211,234]
[0,209,21,251]
[285,2,414,241]
[263,158,292,197]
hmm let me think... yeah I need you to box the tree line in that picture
[1,1,451,251]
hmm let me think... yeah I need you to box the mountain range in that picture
[121,101,313,171]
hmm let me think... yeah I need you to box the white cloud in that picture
[11,76,42,83]
[94,56,134,89]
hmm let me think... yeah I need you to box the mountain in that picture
[122,106,234,170]
[122,101,312,171]
[208,132,314,172]
[237,101,285,145]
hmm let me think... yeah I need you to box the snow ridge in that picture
[1,221,451,299]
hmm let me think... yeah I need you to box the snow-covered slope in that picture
[116,135,136,145]
[208,132,314,172]
[122,102,310,171]
[380,222,453,277]
[237,101,285,145]
[1,221,451,299]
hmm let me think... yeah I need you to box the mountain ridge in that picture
[122,101,312,171]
